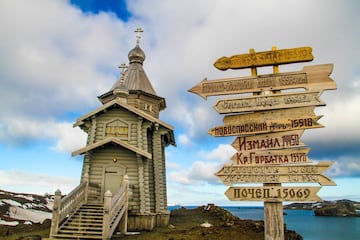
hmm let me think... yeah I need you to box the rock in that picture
[314,200,358,216]
[167,224,175,229]
[200,221,213,228]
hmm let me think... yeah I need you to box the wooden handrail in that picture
[58,181,87,223]
[103,175,129,239]
[50,174,89,238]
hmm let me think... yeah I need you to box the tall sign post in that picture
[189,46,336,240]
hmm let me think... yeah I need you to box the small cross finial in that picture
[119,63,128,73]
[135,27,143,46]
[118,63,128,83]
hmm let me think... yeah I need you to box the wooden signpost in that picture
[188,46,336,240]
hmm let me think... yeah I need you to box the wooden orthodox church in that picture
[50,29,175,239]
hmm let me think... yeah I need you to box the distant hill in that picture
[284,199,360,216]
[0,189,53,238]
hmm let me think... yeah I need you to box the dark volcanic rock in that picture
[314,200,359,217]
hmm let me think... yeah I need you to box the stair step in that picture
[80,206,103,210]
[61,224,103,229]
[74,211,104,215]
[77,208,103,211]
[82,204,103,208]
[52,233,103,239]
[67,218,103,223]
[59,229,102,234]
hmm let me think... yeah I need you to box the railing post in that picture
[84,173,89,204]
[121,175,129,234]
[102,190,112,240]
[50,189,61,238]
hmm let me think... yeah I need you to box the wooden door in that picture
[103,165,125,196]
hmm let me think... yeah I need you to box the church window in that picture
[105,119,129,140]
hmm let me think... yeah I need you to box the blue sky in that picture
[0,0,359,206]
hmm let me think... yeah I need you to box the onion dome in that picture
[128,45,145,64]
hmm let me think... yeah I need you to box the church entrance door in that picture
[103,165,125,196]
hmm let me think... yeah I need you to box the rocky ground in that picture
[113,205,302,240]
[0,190,304,239]
[1,204,303,240]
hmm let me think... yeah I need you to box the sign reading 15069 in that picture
[225,186,322,202]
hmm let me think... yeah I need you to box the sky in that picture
[0,0,359,206]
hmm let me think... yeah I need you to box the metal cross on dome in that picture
[135,27,143,46]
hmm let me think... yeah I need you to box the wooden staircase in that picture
[50,175,129,240]
[52,204,104,239]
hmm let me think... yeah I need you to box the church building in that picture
[70,29,175,231]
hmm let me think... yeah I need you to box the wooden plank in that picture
[217,161,333,175]
[213,91,324,114]
[225,186,322,202]
[230,148,312,165]
[188,64,336,99]
[224,106,316,124]
[215,161,336,186]
[231,130,305,152]
[214,47,313,70]
[208,116,322,137]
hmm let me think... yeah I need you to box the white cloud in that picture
[166,161,183,170]
[177,134,191,146]
[0,0,130,120]
[0,170,79,195]
[0,116,87,152]
[51,122,87,152]
[201,144,236,162]
[1,0,360,200]
[168,143,234,185]
[324,156,360,178]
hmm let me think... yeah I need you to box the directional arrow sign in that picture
[232,130,305,152]
[209,116,322,137]
[214,46,313,70]
[188,64,336,99]
[223,106,316,125]
[225,186,322,202]
[230,148,312,165]
[215,161,335,186]
[213,91,325,114]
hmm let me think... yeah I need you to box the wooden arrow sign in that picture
[232,130,305,152]
[213,91,325,114]
[209,116,322,137]
[188,64,336,99]
[225,186,322,202]
[214,46,313,70]
[223,106,316,125]
[215,161,335,186]
[230,148,312,165]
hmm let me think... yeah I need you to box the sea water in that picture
[223,207,360,240]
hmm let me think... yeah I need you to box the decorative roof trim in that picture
[74,98,174,131]
[72,137,152,159]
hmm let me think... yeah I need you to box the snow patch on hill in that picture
[0,190,53,226]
